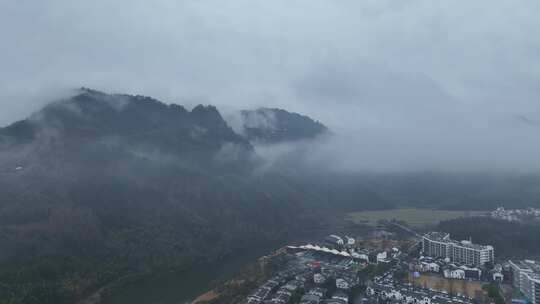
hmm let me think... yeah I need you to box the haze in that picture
[1,0,540,172]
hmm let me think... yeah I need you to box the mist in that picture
[2,0,540,173]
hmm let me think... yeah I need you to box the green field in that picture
[346,208,487,227]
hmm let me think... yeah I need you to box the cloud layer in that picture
[1,0,540,172]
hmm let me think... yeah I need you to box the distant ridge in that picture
[240,107,328,143]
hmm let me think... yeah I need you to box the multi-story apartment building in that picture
[422,232,494,266]
[509,260,540,304]
[422,232,452,259]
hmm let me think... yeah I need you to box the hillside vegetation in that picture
[0,89,378,303]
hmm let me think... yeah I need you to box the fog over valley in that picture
[2,1,540,173]
[1,1,540,304]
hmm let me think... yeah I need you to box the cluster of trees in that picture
[0,163,332,303]
[438,217,540,259]
[482,283,504,304]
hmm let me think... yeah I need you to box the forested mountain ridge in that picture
[0,89,337,303]
[0,88,252,168]
[240,107,328,143]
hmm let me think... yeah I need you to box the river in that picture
[102,241,284,304]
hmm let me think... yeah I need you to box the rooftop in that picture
[451,240,493,251]
[510,260,540,273]
[423,232,450,242]
[423,232,493,251]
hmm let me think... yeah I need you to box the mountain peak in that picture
[191,104,222,119]
[0,90,252,160]
[191,104,227,127]
[240,107,328,143]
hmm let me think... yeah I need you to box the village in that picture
[240,224,537,304]
[490,206,540,222]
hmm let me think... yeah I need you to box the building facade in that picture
[422,232,452,259]
[509,260,540,304]
[422,232,494,266]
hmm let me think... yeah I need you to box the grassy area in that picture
[346,208,487,227]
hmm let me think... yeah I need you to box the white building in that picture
[336,278,350,289]
[492,272,504,282]
[443,268,465,279]
[344,236,355,246]
[509,260,540,304]
[422,232,494,266]
[314,273,326,284]
[351,251,369,262]
[420,261,440,273]
[376,251,388,263]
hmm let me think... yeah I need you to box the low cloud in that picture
[1,0,540,173]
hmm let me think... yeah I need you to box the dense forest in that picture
[439,217,540,259]
[0,89,384,303]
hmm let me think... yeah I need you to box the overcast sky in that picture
[1,0,540,172]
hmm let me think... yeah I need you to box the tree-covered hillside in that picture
[0,89,374,303]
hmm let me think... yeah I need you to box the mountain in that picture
[4,89,539,304]
[240,108,327,143]
[0,89,338,304]
[0,88,253,170]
